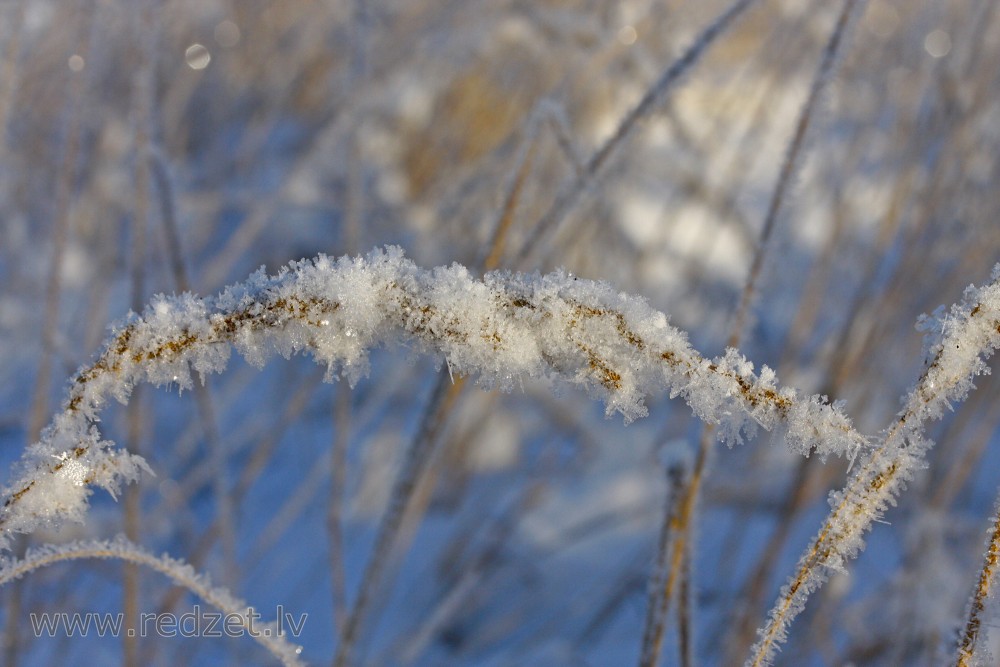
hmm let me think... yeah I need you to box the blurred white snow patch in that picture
[523,463,659,549]
[846,173,896,230]
[602,473,649,509]
[496,14,540,45]
[286,171,322,204]
[376,169,409,205]
[411,203,436,233]
[466,410,520,472]
[787,203,829,250]
[352,432,403,518]
[23,1,54,34]
[618,192,663,247]
[789,159,893,251]
[643,115,673,145]
[671,202,746,284]
[396,78,435,127]
[865,0,900,39]
[827,567,851,600]
[617,192,746,286]
[60,242,95,287]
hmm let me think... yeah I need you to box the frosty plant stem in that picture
[3,248,1000,665]
[643,4,864,659]
[956,493,1000,666]
[1,246,867,550]
[749,267,1000,667]
[0,536,304,667]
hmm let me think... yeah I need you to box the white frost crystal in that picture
[12,248,992,552]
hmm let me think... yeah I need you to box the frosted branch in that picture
[1,246,867,549]
[750,266,1000,667]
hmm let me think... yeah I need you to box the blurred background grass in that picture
[1,0,999,664]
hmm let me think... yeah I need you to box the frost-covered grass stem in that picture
[750,268,1000,666]
[638,457,690,667]
[955,493,1000,667]
[644,6,863,658]
[0,246,868,549]
[0,537,304,667]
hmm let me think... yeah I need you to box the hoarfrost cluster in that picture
[2,246,877,550]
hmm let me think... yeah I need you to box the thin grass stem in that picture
[514,0,759,267]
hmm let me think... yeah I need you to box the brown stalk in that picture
[725,153,890,660]
[640,3,862,664]
[955,494,1000,666]
[4,272,852,528]
[749,301,1000,666]
[334,92,547,664]
[638,460,690,667]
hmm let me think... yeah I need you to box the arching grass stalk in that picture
[1,246,869,551]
